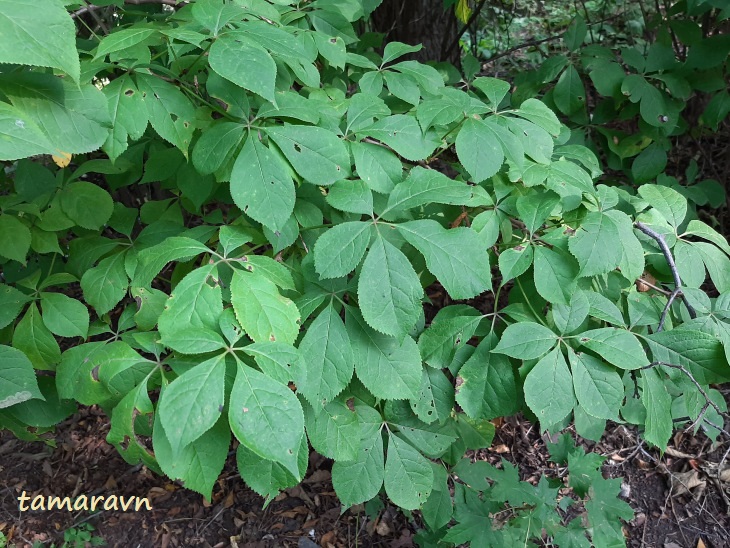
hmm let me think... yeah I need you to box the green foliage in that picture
[0,1,728,546]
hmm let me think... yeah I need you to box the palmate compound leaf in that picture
[132,236,212,287]
[552,289,590,334]
[345,306,422,401]
[358,115,438,162]
[456,333,520,420]
[230,269,300,345]
[94,28,160,60]
[417,307,482,369]
[523,347,576,428]
[80,252,128,316]
[0,73,110,156]
[304,399,360,462]
[384,433,433,510]
[331,405,385,508]
[313,221,372,279]
[579,328,649,370]
[192,121,245,175]
[266,124,351,185]
[135,73,195,157]
[533,245,579,305]
[230,133,295,233]
[0,284,31,330]
[102,75,148,161]
[421,463,453,531]
[0,102,56,161]
[568,211,622,277]
[39,292,89,339]
[229,361,305,478]
[0,345,43,409]
[236,436,308,504]
[644,328,729,385]
[357,234,423,339]
[241,341,301,386]
[157,264,223,341]
[384,401,457,458]
[105,373,158,469]
[326,178,373,215]
[351,140,402,194]
[59,181,114,230]
[153,411,229,500]
[639,367,672,451]
[569,350,623,421]
[297,303,354,407]
[638,184,687,229]
[0,214,31,263]
[492,322,558,360]
[455,117,505,184]
[411,367,455,424]
[158,354,227,455]
[0,0,80,82]
[191,0,245,35]
[397,220,491,299]
[209,32,277,102]
[384,166,491,216]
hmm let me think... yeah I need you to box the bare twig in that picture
[642,361,730,422]
[634,222,697,326]
[481,35,562,65]
[445,0,489,58]
[81,0,109,33]
[657,287,682,331]
[72,0,186,19]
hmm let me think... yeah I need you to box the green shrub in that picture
[1,1,728,545]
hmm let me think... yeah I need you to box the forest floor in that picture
[2,402,730,548]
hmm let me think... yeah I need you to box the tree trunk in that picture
[372,0,460,66]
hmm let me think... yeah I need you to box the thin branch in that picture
[642,361,729,421]
[636,277,672,296]
[482,35,562,65]
[657,288,681,331]
[72,0,186,19]
[445,0,489,58]
[634,222,697,325]
[81,0,109,34]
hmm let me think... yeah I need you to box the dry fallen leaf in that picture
[669,469,705,497]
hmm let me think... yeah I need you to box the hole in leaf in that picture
[218,404,224,412]
[154,93,160,100]
[658,115,669,123]
[294,143,302,153]
[91,365,100,382]
[124,89,134,96]
[329,38,337,44]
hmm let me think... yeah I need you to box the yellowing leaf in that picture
[455,0,472,24]
[52,151,71,167]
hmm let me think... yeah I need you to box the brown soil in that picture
[3,401,730,548]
